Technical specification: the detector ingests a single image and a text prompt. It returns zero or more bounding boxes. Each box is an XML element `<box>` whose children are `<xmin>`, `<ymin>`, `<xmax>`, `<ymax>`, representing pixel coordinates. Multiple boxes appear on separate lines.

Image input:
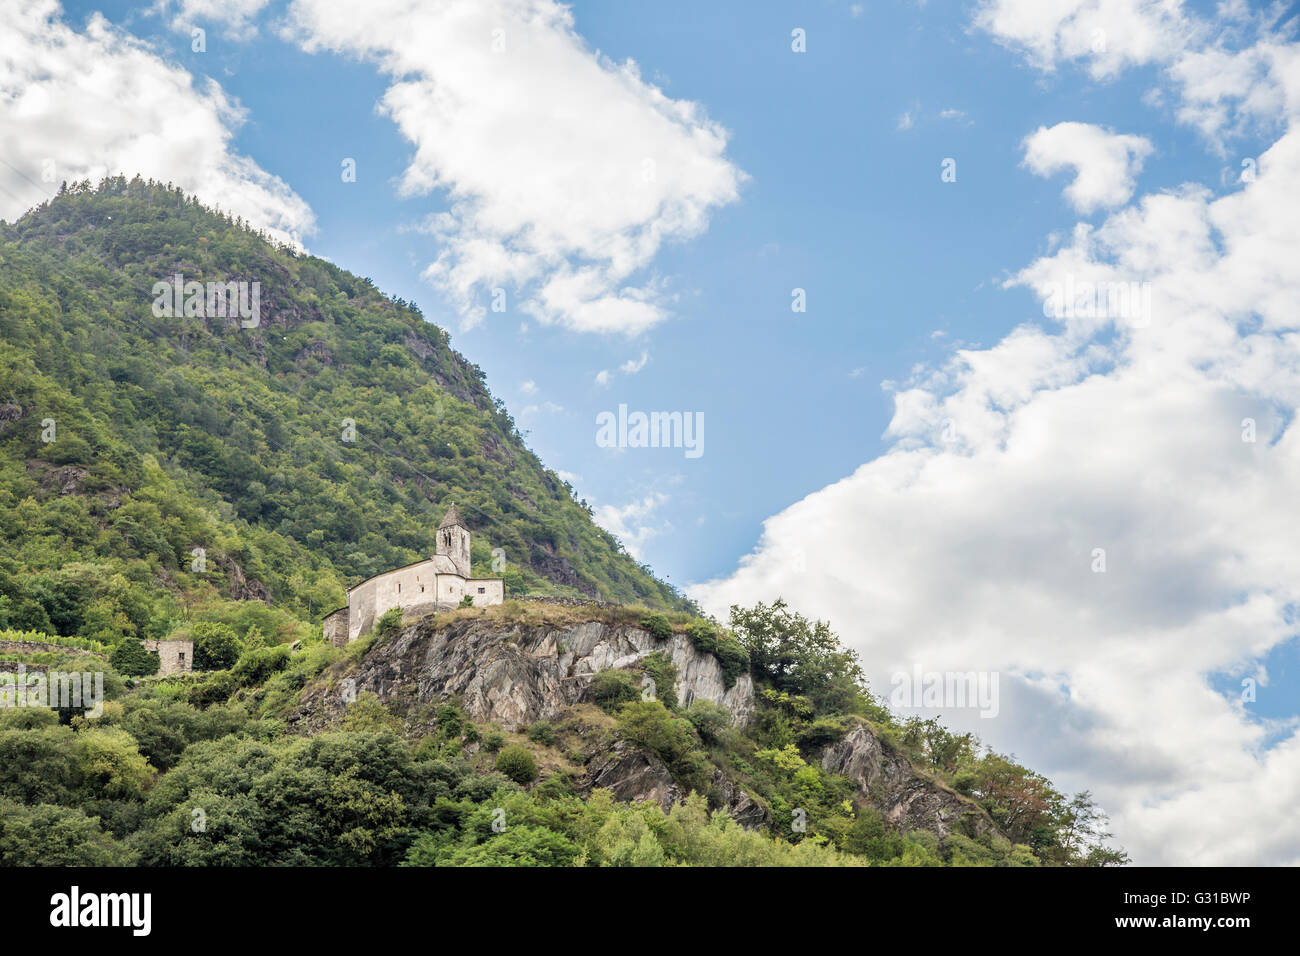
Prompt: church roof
<box><xmin>438</xmin><ymin>503</ymin><xmax>465</xmax><ymax>529</ymax></box>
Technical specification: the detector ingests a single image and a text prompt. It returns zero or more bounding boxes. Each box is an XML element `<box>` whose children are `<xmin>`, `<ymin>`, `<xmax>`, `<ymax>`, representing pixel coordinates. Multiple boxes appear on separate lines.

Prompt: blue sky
<box><xmin>65</xmin><ymin>0</ymin><xmax>1251</xmax><ymax>586</ymax></box>
<box><xmin>10</xmin><ymin>0</ymin><xmax>1300</xmax><ymax>864</ymax></box>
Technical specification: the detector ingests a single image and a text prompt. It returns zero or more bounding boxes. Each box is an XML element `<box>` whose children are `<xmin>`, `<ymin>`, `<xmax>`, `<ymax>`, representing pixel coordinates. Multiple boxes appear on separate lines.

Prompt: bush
<box><xmin>685</xmin><ymin>699</ymin><xmax>731</xmax><ymax>744</ymax></box>
<box><xmin>495</xmin><ymin>745</ymin><xmax>538</xmax><ymax>785</ymax></box>
<box><xmin>590</xmin><ymin>669</ymin><xmax>639</xmax><ymax>711</ymax></box>
<box><xmin>458</xmin><ymin>595</ymin><xmax>474</xmax><ymax>608</ymax></box>
<box><xmin>527</xmin><ymin>721</ymin><xmax>556</xmax><ymax>747</ymax></box>
<box><xmin>375</xmin><ymin>607</ymin><xmax>404</xmax><ymax>641</ymax></box>
<box><xmin>685</xmin><ymin>620</ymin><xmax>750</xmax><ymax>689</ymax></box>
<box><xmin>191</xmin><ymin>622</ymin><xmax>241</xmax><ymax>671</ymax></box>
<box><xmin>640</xmin><ymin>614</ymin><xmax>673</xmax><ymax>641</ymax></box>
<box><xmin>482</xmin><ymin>730</ymin><xmax>505</xmax><ymax>752</ymax></box>
<box><xmin>231</xmin><ymin>644</ymin><xmax>292</xmax><ymax>687</ymax></box>
<box><xmin>640</xmin><ymin>652</ymin><xmax>678</xmax><ymax>710</ymax></box>
<box><xmin>109</xmin><ymin>638</ymin><xmax>160</xmax><ymax>677</ymax></box>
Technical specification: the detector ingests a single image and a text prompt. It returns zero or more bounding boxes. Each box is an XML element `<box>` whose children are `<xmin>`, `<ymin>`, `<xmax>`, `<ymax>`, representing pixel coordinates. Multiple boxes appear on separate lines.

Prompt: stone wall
<box><xmin>322</xmin><ymin>606</ymin><xmax>350</xmax><ymax>648</ymax></box>
<box><xmin>142</xmin><ymin>639</ymin><xmax>193</xmax><ymax>676</ymax></box>
<box><xmin>0</xmin><ymin>640</ymin><xmax>107</xmax><ymax>660</ymax></box>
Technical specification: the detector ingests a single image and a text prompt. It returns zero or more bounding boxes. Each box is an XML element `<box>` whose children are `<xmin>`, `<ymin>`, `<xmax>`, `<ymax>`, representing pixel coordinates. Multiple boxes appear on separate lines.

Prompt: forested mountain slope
<box><xmin>0</xmin><ymin>178</ymin><xmax>686</xmax><ymax>646</ymax></box>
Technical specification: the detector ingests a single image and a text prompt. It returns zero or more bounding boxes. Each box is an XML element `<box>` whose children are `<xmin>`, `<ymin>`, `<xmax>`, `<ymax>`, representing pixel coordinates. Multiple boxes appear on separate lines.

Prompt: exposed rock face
<box><xmin>821</xmin><ymin>723</ymin><xmax>999</xmax><ymax>838</ymax></box>
<box><xmin>583</xmin><ymin>740</ymin><xmax>682</xmax><ymax>809</ymax></box>
<box><xmin>295</xmin><ymin>617</ymin><xmax>754</xmax><ymax>733</ymax></box>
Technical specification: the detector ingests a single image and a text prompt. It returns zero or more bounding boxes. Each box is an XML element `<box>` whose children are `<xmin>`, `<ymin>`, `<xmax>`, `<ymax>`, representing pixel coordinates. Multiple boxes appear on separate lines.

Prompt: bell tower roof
<box><xmin>438</xmin><ymin>503</ymin><xmax>465</xmax><ymax>530</ymax></box>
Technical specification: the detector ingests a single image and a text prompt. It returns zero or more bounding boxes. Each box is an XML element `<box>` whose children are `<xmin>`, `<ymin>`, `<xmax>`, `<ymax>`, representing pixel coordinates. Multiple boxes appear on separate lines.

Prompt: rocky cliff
<box><xmin>288</xmin><ymin>612</ymin><xmax>999</xmax><ymax>843</ymax></box>
<box><xmin>293</xmin><ymin>616</ymin><xmax>754</xmax><ymax>732</ymax></box>
<box><xmin>821</xmin><ymin>724</ymin><xmax>999</xmax><ymax>838</ymax></box>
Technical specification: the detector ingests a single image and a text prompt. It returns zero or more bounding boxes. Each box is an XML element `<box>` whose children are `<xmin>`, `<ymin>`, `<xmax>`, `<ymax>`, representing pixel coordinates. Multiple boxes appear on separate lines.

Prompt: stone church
<box><xmin>321</xmin><ymin>505</ymin><xmax>504</xmax><ymax>646</ymax></box>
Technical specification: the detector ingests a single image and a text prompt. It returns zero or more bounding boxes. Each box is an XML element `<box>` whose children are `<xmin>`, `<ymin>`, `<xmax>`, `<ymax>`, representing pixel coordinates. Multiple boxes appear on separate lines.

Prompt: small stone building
<box><xmin>322</xmin><ymin>505</ymin><xmax>504</xmax><ymax>647</ymax></box>
<box><xmin>142</xmin><ymin>639</ymin><xmax>193</xmax><ymax>676</ymax></box>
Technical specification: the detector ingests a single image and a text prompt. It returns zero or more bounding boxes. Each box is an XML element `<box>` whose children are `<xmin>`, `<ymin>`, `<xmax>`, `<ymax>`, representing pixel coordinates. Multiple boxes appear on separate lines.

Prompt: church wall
<box><xmin>347</xmin><ymin>559</ymin><xmax>439</xmax><ymax>642</ymax></box>
<box><xmin>466</xmin><ymin>579</ymin><xmax>504</xmax><ymax>607</ymax></box>
<box><xmin>436</xmin><ymin>574</ymin><xmax>466</xmax><ymax>606</ymax></box>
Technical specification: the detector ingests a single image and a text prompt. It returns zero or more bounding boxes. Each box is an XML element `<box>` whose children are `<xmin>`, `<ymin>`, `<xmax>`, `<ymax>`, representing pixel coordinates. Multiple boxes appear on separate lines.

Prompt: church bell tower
<box><xmin>436</xmin><ymin>503</ymin><xmax>472</xmax><ymax>577</ymax></box>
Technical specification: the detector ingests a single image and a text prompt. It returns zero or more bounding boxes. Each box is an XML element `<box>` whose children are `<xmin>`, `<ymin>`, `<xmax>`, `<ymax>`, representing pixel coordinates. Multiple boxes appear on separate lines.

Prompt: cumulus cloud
<box><xmin>285</xmin><ymin>0</ymin><xmax>744</xmax><ymax>333</ymax></box>
<box><xmin>594</xmin><ymin>492</ymin><xmax>669</xmax><ymax>560</ymax></box>
<box><xmin>151</xmin><ymin>0</ymin><xmax>273</xmax><ymax>39</ymax></box>
<box><xmin>1022</xmin><ymin>122</ymin><xmax>1153</xmax><ymax>212</ymax></box>
<box><xmin>695</xmin><ymin>8</ymin><xmax>1300</xmax><ymax>864</ymax></box>
<box><xmin>973</xmin><ymin>0</ymin><xmax>1195</xmax><ymax>80</ymax></box>
<box><xmin>0</xmin><ymin>0</ymin><xmax>315</xmax><ymax>247</ymax></box>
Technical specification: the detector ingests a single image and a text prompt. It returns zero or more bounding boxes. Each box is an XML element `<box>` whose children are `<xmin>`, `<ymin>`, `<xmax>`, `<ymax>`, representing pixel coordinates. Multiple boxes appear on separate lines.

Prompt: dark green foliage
<box><xmin>684</xmin><ymin>699</ymin><xmax>731</xmax><ymax>744</ymax></box>
<box><xmin>0</xmin><ymin>178</ymin><xmax>688</xmax><ymax>642</ymax></box>
<box><xmin>730</xmin><ymin>600</ymin><xmax>864</xmax><ymax>713</ymax></box>
<box><xmin>109</xmin><ymin>638</ymin><xmax>160</xmax><ymax>677</ymax></box>
<box><xmin>684</xmin><ymin>619</ymin><xmax>750</xmax><ymax>688</ymax></box>
<box><xmin>589</xmin><ymin>669</ymin><xmax>639</xmax><ymax>711</ymax></box>
<box><xmin>640</xmin><ymin>651</ymin><xmax>678</xmax><ymax>710</ymax></box>
<box><xmin>375</xmin><ymin>607</ymin><xmax>404</xmax><ymax>641</ymax></box>
<box><xmin>0</xmin><ymin>800</ymin><xmax>134</xmax><ymax>865</ymax></box>
<box><xmin>640</xmin><ymin>614</ymin><xmax>673</xmax><ymax>641</ymax></box>
<box><xmin>526</xmin><ymin>721</ymin><xmax>556</xmax><ymax>747</ymax></box>
<box><xmin>191</xmin><ymin>622</ymin><xmax>240</xmax><ymax>671</ymax></box>
<box><xmin>616</xmin><ymin>700</ymin><xmax>711</xmax><ymax>795</ymax></box>
<box><xmin>494</xmin><ymin>745</ymin><xmax>538</xmax><ymax>785</ymax></box>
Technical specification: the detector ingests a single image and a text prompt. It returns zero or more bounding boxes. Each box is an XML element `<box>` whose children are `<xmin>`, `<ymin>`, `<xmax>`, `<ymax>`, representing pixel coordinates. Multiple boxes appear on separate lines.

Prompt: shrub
<box><xmin>685</xmin><ymin>699</ymin><xmax>731</xmax><ymax>744</ymax></box>
<box><xmin>374</xmin><ymin>607</ymin><xmax>404</xmax><ymax>641</ymax></box>
<box><xmin>798</xmin><ymin>716</ymin><xmax>849</xmax><ymax>751</ymax></box>
<box><xmin>482</xmin><ymin>730</ymin><xmax>506</xmax><ymax>752</ymax></box>
<box><xmin>640</xmin><ymin>652</ymin><xmax>678</xmax><ymax>710</ymax></box>
<box><xmin>458</xmin><ymin>595</ymin><xmax>474</xmax><ymax>608</ymax></box>
<box><xmin>495</xmin><ymin>745</ymin><xmax>538</xmax><ymax>785</ymax></box>
<box><xmin>640</xmin><ymin>614</ymin><xmax>673</xmax><ymax>641</ymax></box>
<box><xmin>527</xmin><ymin>721</ymin><xmax>556</xmax><ymax>747</ymax></box>
<box><xmin>191</xmin><ymin>622</ymin><xmax>241</xmax><ymax>671</ymax></box>
<box><xmin>231</xmin><ymin>644</ymin><xmax>291</xmax><ymax>687</ymax></box>
<box><xmin>109</xmin><ymin>638</ymin><xmax>160</xmax><ymax>677</ymax></box>
<box><xmin>590</xmin><ymin>669</ymin><xmax>639</xmax><ymax>710</ymax></box>
<box><xmin>685</xmin><ymin>620</ymin><xmax>749</xmax><ymax>688</ymax></box>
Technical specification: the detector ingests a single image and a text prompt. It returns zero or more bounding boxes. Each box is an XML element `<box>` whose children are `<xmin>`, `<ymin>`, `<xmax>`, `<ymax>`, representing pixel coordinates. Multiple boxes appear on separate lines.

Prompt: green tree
<box><xmin>109</xmin><ymin>638</ymin><xmax>160</xmax><ymax>677</ymax></box>
<box><xmin>495</xmin><ymin>745</ymin><xmax>538</xmax><ymax>785</ymax></box>
<box><xmin>191</xmin><ymin>621</ymin><xmax>241</xmax><ymax>671</ymax></box>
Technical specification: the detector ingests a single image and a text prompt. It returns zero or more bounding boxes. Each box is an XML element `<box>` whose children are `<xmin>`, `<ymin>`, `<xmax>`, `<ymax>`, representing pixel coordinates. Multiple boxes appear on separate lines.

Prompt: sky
<box><xmin>3</xmin><ymin>0</ymin><xmax>1299</xmax><ymax>865</ymax></box>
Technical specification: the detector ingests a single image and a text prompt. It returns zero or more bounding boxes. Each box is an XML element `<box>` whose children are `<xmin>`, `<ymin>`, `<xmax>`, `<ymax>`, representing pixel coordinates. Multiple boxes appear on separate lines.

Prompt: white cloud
<box><xmin>0</xmin><ymin>0</ymin><xmax>315</xmax><ymax>247</ymax></box>
<box><xmin>973</xmin><ymin>0</ymin><xmax>1194</xmax><ymax>80</ymax></box>
<box><xmin>594</xmin><ymin>369</ymin><xmax>612</xmax><ymax>387</ymax></box>
<box><xmin>593</xmin><ymin>492</ymin><xmax>669</xmax><ymax>560</ymax></box>
<box><xmin>695</xmin><ymin>10</ymin><xmax>1300</xmax><ymax>865</ymax></box>
<box><xmin>896</xmin><ymin>110</ymin><xmax>915</xmax><ymax>131</ymax></box>
<box><xmin>520</xmin><ymin>401</ymin><xmax>563</xmax><ymax>416</ymax></box>
<box><xmin>519</xmin><ymin>379</ymin><xmax>538</xmax><ymax>395</ymax></box>
<box><xmin>1022</xmin><ymin>121</ymin><xmax>1153</xmax><ymax>212</ymax></box>
<box><xmin>620</xmin><ymin>351</ymin><xmax>650</xmax><ymax>375</ymax></box>
<box><xmin>152</xmin><ymin>0</ymin><xmax>272</xmax><ymax>39</ymax></box>
<box><xmin>286</xmin><ymin>0</ymin><xmax>744</xmax><ymax>334</ymax></box>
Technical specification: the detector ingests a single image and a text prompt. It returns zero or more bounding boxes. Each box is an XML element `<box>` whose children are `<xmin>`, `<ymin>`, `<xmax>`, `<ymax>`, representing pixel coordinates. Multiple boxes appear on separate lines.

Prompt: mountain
<box><xmin>0</xmin><ymin>177</ymin><xmax>687</xmax><ymax>647</ymax></box>
<box><xmin>0</xmin><ymin>180</ymin><xmax>1124</xmax><ymax>868</ymax></box>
